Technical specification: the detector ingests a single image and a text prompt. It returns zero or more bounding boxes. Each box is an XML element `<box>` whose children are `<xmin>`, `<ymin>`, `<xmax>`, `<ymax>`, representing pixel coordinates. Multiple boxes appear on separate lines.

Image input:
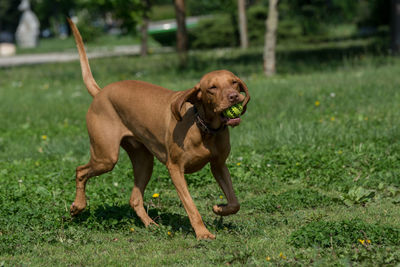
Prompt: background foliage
<box><xmin>0</xmin><ymin>0</ymin><xmax>394</xmax><ymax>46</ymax></box>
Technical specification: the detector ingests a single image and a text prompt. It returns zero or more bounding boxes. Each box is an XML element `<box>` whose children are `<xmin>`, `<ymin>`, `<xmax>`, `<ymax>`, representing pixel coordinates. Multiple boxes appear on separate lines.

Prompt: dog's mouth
<box><xmin>220</xmin><ymin>114</ymin><xmax>241</xmax><ymax>127</ymax></box>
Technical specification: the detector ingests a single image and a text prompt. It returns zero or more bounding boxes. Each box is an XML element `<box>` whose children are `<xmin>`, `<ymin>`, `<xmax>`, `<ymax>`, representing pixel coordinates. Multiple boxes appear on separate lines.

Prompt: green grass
<box><xmin>1</xmin><ymin>39</ymin><xmax>400</xmax><ymax>265</ymax></box>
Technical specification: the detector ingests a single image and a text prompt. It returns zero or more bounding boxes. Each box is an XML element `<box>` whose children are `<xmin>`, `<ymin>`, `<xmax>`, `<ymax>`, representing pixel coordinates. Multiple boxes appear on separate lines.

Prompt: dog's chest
<box><xmin>169</xmin><ymin>124</ymin><xmax>229</xmax><ymax>173</ymax></box>
<box><xmin>185</xmin><ymin>148</ymin><xmax>211</xmax><ymax>173</ymax></box>
<box><xmin>182</xmin><ymin>138</ymin><xmax>214</xmax><ymax>173</ymax></box>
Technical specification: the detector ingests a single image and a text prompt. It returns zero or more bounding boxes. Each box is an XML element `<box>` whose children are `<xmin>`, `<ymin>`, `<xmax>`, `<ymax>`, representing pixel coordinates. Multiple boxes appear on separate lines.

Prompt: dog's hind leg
<box><xmin>122</xmin><ymin>140</ymin><xmax>157</xmax><ymax>226</ymax></box>
<box><xmin>70</xmin><ymin>114</ymin><xmax>122</xmax><ymax>216</ymax></box>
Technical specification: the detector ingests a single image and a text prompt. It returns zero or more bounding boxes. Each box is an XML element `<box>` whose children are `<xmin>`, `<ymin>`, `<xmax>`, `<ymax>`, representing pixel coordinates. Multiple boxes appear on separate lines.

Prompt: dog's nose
<box><xmin>228</xmin><ymin>92</ymin><xmax>239</xmax><ymax>103</ymax></box>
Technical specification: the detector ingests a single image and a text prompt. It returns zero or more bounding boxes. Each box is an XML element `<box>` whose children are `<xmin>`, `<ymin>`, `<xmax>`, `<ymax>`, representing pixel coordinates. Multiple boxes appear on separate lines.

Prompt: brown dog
<box><xmin>67</xmin><ymin>19</ymin><xmax>250</xmax><ymax>240</ymax></box>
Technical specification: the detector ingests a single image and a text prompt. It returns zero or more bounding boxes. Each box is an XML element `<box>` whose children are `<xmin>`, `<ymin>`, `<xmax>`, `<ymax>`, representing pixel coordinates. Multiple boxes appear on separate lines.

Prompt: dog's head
<box><xmin>172</xmin><ymin>70</ymin><xmax>250</xmax><ymax>127</ymax></box>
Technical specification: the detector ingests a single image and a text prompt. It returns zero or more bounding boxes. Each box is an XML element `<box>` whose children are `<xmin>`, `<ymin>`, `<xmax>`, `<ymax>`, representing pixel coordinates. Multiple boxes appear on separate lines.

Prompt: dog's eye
<box><xmin>232</xmin><ymin>80</ymin><xmax>238</xmax><ymax>85</ymax></box>
<box><xmin>207</xmin><ymin>86</ymin><xmax>217</xmax><ymax>94</ymax></box>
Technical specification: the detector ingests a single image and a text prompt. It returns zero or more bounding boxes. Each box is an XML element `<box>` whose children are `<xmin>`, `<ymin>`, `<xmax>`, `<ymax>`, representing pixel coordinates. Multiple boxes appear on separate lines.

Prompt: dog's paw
<box><xmin>212</xmin><ymin>204</ymin><xmax>226</xmax><ymax>215</ymax></box>
<box><xmin>70</xmin><ymin>202</ymin><xmax>85</xmax><ymax>216</ymax></box>
<box><xmin>212</xmin><ymin>203</ymin><xmax>240</xmax><ymax>216</ymax></box>
<box><xmin>196</xmin><ymin>230</ymin><xmax>216</xmax><ymax>240</ymax></box>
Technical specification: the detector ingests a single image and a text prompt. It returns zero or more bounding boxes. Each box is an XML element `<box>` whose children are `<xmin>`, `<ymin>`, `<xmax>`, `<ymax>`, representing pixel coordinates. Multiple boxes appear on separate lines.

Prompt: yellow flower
<box><xmin>41</xmin><ymin>135</ymin><xmax>47</xmax><ymax>140</ymax></box>
<box><xmin>219</xmin><ymin>195</ymin><xmax>224</xmax><ymax>199</ymax></box>
<box><xmin>152</xmin><ymin>193</ymin><xmax>160</xmax><ymax>198</ymax></box>
<box><xmin>279</xmin><ymin>252</ymin><xmax>286</xmax><ymax>259</ymax></box>
<box><xmin>236</xmin><ymin>162</ymin><xmax>241</xmax><ymax>166</ymax></box>
<box><xmin>167</xmin><ymin>231</ymin><xmax>172</xmax><ymax>236</ymax></box>
<box><xmin>266</xmin><ymin>256</ymin><xmax>271</xmax><ymax>261</ymax></box>
<box><xmin>367</xmin><ymin>239</ymin><xmax>371</xmax><ymax>244</ymax></box>
<box><xmin>130</xmin><ymin>227</ymin><xmax>135</xmax><ymax>232</ymax></box>
<box><xmin>315</xmin><ymin>100</ymin><xmax>320</xmax><ymax>107</ymax></box>
<box><xmin>358</xmin><ymin>239</ymin><xmax>365</xmax><ymax>245</ymax></box>
<box><xmin>330</xmin><ymin>116</ymin><xmax>335</xmax><ymax>121</ymax></box>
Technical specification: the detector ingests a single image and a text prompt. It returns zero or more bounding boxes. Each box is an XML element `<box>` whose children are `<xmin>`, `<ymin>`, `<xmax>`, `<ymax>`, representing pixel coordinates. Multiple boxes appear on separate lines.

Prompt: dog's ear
<box><xmin>171</xmin><ymin>84</ymin><xmax>201</xmax><ymax>121</ymax></box>
<box><xmin>238</xmin><ymin>78</ymin><xmax>250</xmax><ymax>115</ymax></box>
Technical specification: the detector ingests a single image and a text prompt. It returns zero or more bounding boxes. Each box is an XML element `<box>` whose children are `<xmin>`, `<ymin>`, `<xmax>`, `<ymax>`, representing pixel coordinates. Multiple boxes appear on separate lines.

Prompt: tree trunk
<box><xmin>140</xmin><ymin>0</ymin><xmax>151</xmax><ymax>57</ymax></box>
<box><xmin>264</xmin><ymin>0</ymin><xmax>279</xmax><ymax>77</ymax></box>
<box><xmin>392</xmin><ymin>0</ymin><xmax>400</xmax><ymax>54</ymax></box>
<box><xmin>238</xmin><ymin>0</ymin><xmax>248</xmax><ymax>49</ymax></box>
<box><xmin>140</xmin><ymin>20</ymin><xmax>149</xmax><ymax>56</ymax></box>
<box><xmin>174</xmin><ymin>0</ymin><xmax>188</xmax><ymax>67</ymax></box>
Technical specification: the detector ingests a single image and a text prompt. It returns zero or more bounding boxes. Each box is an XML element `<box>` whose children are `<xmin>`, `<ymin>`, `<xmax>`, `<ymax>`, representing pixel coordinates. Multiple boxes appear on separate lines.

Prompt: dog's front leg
<box><xmin>210</xmin><ymin>162</ymin><xmax>240</xmax><ymax>216</ymax></box>
<box><xmin>167</xmin><ymin>163</ymin><xmax>216</xmax><ymax>240</ymax></box>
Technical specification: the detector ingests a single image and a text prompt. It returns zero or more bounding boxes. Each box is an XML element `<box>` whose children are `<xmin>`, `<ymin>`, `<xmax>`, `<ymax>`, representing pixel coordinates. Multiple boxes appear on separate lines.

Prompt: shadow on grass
<box><xmin>69</xmin><ymin>203</ymin><xmax>239</xmax><ymax>235</ymax></box>
<box><xmin>212</xmin><ymin>216</ymin><xmax>238</xmax><ymax>231</ymax></box>
<box><xmin>181</xmin><ymin>37</ymin><xmax>390</xmax><ymax>77</ymax></box>
<box><xmin>70</xmin><ymin>204</ymin><xmax>194</xmax><ymax>232</ymax></box>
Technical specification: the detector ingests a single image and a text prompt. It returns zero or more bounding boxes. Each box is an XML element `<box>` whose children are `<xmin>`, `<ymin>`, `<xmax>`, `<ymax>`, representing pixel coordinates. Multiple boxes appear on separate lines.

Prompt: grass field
<box><xmin>1</xmin><ymin>40</ymin><xmax>400</xmax><ymax>265</ymax></box>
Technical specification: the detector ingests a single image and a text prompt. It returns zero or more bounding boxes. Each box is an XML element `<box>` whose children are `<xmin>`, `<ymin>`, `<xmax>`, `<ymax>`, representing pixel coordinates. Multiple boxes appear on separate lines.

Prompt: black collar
<box><xmin>193</xmin><ymin>106</ymin><xmax>226</xmax><ymax>135</ymax></box>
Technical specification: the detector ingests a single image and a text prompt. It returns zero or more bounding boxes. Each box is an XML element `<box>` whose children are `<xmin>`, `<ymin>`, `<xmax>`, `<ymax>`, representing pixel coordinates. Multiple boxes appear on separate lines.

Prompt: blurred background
<box><xmin>0</xmin><ymin>0</ymin><xmax>399</xmax><ymax>71</ymax></box>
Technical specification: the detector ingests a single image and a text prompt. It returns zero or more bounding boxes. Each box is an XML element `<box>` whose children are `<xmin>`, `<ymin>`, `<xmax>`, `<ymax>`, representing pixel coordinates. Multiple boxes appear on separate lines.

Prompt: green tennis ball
<box><xmin>223</xmin><ymin>103</ymin><xmax>243</xmax><ymax>118</ymax></box>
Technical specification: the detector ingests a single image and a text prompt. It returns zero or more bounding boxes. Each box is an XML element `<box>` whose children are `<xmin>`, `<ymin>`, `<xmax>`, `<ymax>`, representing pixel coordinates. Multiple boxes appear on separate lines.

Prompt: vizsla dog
<box><xmin>67</xmin><ymin>19</ymin><xmax>250</xmax><ymax>240</ymax></box>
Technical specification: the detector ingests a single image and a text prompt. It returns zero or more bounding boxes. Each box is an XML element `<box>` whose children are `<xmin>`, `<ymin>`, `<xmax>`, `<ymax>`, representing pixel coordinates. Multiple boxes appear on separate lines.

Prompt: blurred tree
<box><xmin>246</xmin><ymin>5</ymin><xmax>270</xmax><ymax>45</ymax></box>
<box><xmin>140</xmin><ymin>0</ymin><xmax>151</xmax><ymax>56</ymax></box>
<box><xmin>357</xmin><ymin>0</ymin><xmax>390</xmax><ymax>28</ymax></box>
<box><xmin>174</xmin><ymin>0</ymin><xmax>187</xmax><ymax>67</ymax></box>
<box><xmin>153</xmin><ymin>0</ymin><xmax>170</xmax><ymax>4</ymax></box>
<box><xmin>187</xmin><ymin>0</ymin><xmax>240</xmax><ymax>47</ymax></box>
<box><xmin>238</xmin><ymin>0</ymin><xmax>248</xmax><ymax>48</ymax></box>
<box><xmin>187</xmin><ymin>0</ymin><xmax>236</xmax><ymax>16</ymax></box>
<box><xmin>32</xmin><ymin>0</ymin><xmax>77</xmax><ymax>34</ymax></box>
<box><xmin>77</xmin><ymin>0</ymin><xmax>144</xmax><ymax>34</ymax></box>
<box><xmin>75</xmin><ymin>9</ymin><xmax>103</xmax><ymax>42</ymax></box>
<box><xmin>280</xmin><ymin>0</ymin><xmax>356</xmax><ymax>35</ymax></box>
<box><xmin>392</xmin><ymin>0</ymin><xmax>400</xmax><ymax>54</ymax></box>
<box><xmin>191</xmin><ymin>15</ymin><xmax>237</xmax><ymax>49</ymax></box>
<box><xmin>0</xmin><ymin>0</ymin><xmax>20</xmax><ymax>35</ymax></box>
<box><xmin>282</xmin><ymin>0</ymin><xmax>390</xmax><ymax>36</ymax></box>
<box><xmin>264</xmin><ymin>0</ymin><xmax>278</xmax><ymax>77</ymax></box>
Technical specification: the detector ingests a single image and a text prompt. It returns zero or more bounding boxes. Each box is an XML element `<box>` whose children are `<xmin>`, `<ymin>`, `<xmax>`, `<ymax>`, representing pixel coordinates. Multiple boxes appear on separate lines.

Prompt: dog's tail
<box><xmin>67</xmin><ymin>18</ymin><xmax>101</xmax><ymax>97</ymax></box>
